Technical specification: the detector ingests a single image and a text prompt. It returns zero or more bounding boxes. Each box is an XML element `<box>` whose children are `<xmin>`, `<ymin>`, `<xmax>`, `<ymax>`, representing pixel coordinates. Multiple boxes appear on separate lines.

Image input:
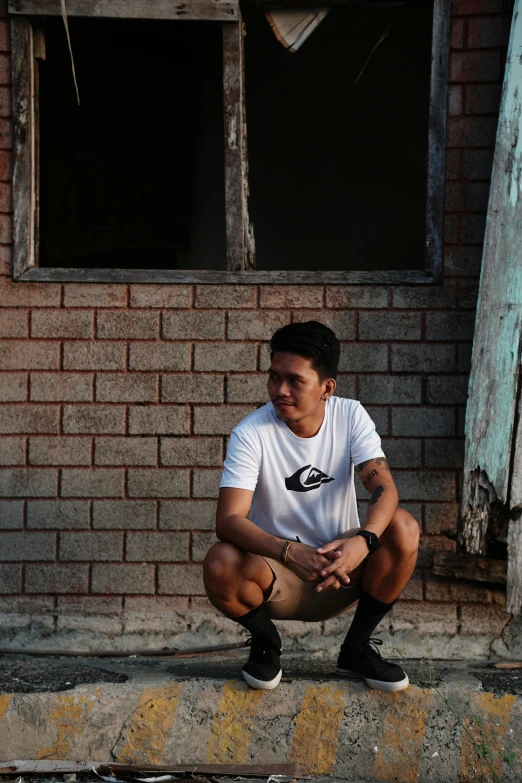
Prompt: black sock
<box><xmin>342</xmin><ymin>589</ymin><xmax>395</xmax><ymax>649</ymax></box>
<box><xmin>234</xmin><ymin>604</ymin><xmax>281</xmax><ymax>650</ymax></box>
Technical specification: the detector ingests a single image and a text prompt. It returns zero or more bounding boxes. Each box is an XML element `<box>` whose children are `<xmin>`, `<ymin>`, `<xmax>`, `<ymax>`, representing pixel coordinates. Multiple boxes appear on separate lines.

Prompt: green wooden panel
<box><xmin>460</xmin><ymin>1</ymin><xmax>522</xmax><ymax>556</ymax></box>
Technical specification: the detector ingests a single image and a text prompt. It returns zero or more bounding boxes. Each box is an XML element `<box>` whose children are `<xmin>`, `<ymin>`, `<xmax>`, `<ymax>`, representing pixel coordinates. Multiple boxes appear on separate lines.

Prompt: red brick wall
<box><xmin>0</xmin><ymin>0</ymin><xmax>514</xmax><ymax>650</ymax></box>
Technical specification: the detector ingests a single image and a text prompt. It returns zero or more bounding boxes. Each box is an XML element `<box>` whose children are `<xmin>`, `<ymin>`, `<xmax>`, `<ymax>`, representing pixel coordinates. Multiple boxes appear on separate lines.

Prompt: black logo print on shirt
<box><xmin>285</xmin><ymin>465</ymin><xmax>335</xmax><ymax>493</ymax></box>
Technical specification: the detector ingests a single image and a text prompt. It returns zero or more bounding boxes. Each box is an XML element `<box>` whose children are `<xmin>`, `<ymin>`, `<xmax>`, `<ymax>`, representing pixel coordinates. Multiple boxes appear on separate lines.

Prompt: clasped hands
<box><xmin>285</xmin><ymin>534</ymin><xmax>369</xmax><ymax>592</ymax></box>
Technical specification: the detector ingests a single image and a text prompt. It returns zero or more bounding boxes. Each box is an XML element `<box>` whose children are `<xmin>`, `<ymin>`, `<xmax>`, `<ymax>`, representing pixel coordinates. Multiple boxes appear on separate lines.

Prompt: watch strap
<box><xmin>355</xmin><ymin>529</ymin><xmax>379</xmax><ymax>554</ymax></box>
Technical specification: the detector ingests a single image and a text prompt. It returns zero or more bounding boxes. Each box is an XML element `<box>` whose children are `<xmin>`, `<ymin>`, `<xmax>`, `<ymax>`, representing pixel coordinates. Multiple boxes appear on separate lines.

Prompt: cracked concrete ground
<box><xmin>0</xmin><ymin>651</ymin><xmax>521</xmax><ymax>783</ymax></box>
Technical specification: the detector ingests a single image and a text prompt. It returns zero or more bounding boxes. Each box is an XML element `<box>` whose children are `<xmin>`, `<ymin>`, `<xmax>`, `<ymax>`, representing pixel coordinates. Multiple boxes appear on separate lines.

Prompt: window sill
<box><xmin>15</xmin><ymin>268</ymin><xmax>441</xmax><ymax>285</ymax></box>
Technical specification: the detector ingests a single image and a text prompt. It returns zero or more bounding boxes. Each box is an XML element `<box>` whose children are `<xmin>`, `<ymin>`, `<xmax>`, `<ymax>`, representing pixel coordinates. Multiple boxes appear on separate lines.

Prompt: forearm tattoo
<box><xmin>369</xmin><ymin>485</ymin><xmax>384</xmax><ymax>505</ymax></box>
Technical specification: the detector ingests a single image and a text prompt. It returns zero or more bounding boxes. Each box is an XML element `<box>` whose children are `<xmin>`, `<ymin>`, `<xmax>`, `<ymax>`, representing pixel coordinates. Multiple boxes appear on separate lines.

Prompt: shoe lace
<box><xmin>368</xmin><ymin>638</ymin><xmax>383</xmax><ymax>653</ymax></box>
<box><xmin>364</xmin><ymin>638</ymin><xmax>401</xmax><ymax>673</ymax></box>
<box><xmin>352</xmin><ymin>637</ymin><xmax>386</xmax><ymax>665</ymax></box>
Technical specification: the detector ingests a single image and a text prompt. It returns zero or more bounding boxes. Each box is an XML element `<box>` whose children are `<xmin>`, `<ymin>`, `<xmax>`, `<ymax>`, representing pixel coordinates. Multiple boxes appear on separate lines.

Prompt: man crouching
<box><xmin>203</xmin><ymin>320</ymin><xmax>419</xmax><ymax>691</ymax></box>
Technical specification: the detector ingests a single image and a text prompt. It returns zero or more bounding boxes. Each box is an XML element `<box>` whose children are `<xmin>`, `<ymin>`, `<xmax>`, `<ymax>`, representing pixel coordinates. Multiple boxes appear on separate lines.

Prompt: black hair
<box><xmin>269</xmin><ymin>321</ymin><xmax>340</xmax><ymax>381</ymax></box>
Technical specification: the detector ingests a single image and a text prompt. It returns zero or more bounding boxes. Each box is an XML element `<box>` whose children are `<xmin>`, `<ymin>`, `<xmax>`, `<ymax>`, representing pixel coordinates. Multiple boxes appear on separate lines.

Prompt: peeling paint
<box><xmin>226</xmin><ymin>109</ymin><xmax>238</xmax><ymax>150</ymax></box>
<box><xmin>0</xmin><ymin>694</ymin><xmax>11</xmax><ymax>724</ymax></box>
<box><xmin>374</xmin><ymin>687</ymin><xmax>433</xmax><ymax>783</ymax></box>
<box><xmin>460</xmin><ymin>467</ymin><xmax>508</xmax><ymax>555</ymax></box>
<box><xmin>34</xmin><ymin>686</ymin><xmax>103</xmax><ymax>760</ymax></box>
<box><xmin>288</xmin><ymin>683</ymin><xmax>347</xmax><ymax>775</ymax></box>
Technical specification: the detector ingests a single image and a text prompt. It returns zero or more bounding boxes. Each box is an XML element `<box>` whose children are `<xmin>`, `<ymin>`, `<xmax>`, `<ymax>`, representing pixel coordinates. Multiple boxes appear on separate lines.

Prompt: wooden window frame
<box><xmin>9</xmin><ymin>0</ymin><xmax>450</xmax><ymax>285</ymax></box>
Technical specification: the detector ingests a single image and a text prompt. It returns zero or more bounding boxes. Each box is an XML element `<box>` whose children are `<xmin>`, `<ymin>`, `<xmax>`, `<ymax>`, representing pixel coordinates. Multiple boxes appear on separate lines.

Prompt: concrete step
<box><xmin>0</xmin><ymin>652</ymin><xmax>521</xmax><ymax>783</ymax></box>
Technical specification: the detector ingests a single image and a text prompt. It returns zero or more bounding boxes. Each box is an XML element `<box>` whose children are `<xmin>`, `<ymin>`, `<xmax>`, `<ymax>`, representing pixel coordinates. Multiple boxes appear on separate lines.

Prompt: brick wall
<box><xmin>0</xmin><ymin>0</ymin><xmax>516</xmax><ymax>656</ymax></box>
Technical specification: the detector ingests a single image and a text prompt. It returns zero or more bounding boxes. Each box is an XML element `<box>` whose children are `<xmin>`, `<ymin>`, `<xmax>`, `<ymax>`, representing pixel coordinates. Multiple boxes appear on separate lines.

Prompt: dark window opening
<box><xmin>39</xmin><ymin>17</ymin><xmax>226</xmax><ymax>270</ymax></box>
<box><xmin>244</xmin><ymin>4</ymin><xmax>433</xmax><ymax>272</ymax></box>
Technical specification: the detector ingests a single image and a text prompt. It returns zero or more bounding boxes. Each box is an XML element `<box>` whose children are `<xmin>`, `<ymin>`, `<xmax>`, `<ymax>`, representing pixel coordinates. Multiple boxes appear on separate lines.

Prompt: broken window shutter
<box><xmin>459</xmin><ymin>0</ymin><xmax>522</xmax><ymax>612</ymax></box>
<box><xmin>223</xmin><ymin>18</ymin><xmax>255</xmax><ymax>271</ymax></box>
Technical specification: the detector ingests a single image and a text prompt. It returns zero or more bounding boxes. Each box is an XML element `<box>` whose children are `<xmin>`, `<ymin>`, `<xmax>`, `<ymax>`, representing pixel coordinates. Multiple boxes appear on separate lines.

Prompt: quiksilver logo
<box><xmin>285</xmin><ymin>465</ymin><xmax>335</xmax><ymax>493</ymax></box>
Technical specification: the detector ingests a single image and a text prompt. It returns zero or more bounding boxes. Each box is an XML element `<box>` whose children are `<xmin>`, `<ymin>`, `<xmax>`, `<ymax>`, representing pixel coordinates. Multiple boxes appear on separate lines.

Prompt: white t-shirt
<box><xmin>219</xmin><ymin>396</ymin><xmax>385</xmax><ymax>548</ymax></box>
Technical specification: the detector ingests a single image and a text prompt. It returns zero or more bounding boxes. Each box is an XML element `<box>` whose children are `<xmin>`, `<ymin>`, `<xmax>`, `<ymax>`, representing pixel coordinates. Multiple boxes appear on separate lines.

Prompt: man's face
<box><xmin>267</xmin><ymin>352</ymin><xmax>331</xmax><ymax>425</ymax></box>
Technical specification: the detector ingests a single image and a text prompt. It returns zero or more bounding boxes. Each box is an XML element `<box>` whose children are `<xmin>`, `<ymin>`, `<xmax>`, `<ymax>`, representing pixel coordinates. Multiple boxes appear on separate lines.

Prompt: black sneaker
<box><xmin>242</xmin><ymin>636</ymin><xmax>282</xmax><ymax>690</ymax></box>
<box><xmin>337</xmin><ymin>638</ymin><xmax>409</xmax><ymax>692</ymax></box>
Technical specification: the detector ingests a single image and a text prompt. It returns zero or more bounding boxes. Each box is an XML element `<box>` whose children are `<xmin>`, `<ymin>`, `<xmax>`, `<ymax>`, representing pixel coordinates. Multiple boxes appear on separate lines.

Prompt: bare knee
<box><xmin>203</xmin><ymin>541</ymin><xmax>245</xmax><ymax>595</ymax></box>
<box><xmin>383</xmin><ymin>508</ymin><xmax>420</xmax><ymax>557</ymax></box>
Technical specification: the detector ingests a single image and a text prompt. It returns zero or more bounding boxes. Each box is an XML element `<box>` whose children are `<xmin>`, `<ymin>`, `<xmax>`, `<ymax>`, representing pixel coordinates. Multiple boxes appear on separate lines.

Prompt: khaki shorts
<box><xmin>261</xmin><ymin>555</ymin><xmax>360</xmax><ymax>622</ymax></box>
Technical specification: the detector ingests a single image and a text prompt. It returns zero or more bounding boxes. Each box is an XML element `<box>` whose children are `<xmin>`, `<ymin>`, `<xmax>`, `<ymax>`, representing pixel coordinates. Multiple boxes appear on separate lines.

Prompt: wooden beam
<box><xmin>100</xmin><ymin>764</ymin><xmax>303</xmax><ymax>777</ymax></box>
<box><xmin>0</xmin><ymin>762</ymin><xmax>304</xmax><ymax>777</ymax></box>
<box><xmin>507</xmin><ymin>385</ymin><xmax>522</xmax><ymax>613</ymax></box>
<box><xmin>507</xmin><ymin>515</ymin><xmax>522</xmax><ymax>613</ymax></box>
<box><xmin>256</xmin><ymin>0</ymin><xmax>432</xmax><ymax>7</ymax></box>
<box><xmin>11</xmin><ymin>17</ymin><xmax>36</xmax><ymax>278</ymax></box>
<box><xmin>489</xmin><ymin>661</ymin><xmax>522</xmax><ymax>669</ymax></box>
<box><xmin>459</xmin><ymin>1</ymin><xmax>522</xmax><ymax>558</ymax></box>
<box><xmin>0</xmin><ymin>640</ymin><xmax>249</xmax><ymax>657</ymax></box>
<box><xmin>223</xmin><ymin>19</ymin><xmax>255</xmax><ymax>272</ymax></box>
<box><xmin>424</xmin><ymin>0</ymin><xmax>450</xmax><ymax>281</ymax></box>
<box><xmin>432</xmin><ymin>552</ymin><xmax>507</xmax><ymax>586</ymax></box>
<box><xmin>17</xmin><ymin>267</ymin><xmax>439</xmax><ymax>284</ymax></box>
<box><xmin>8</xmin><ymin>0</ymin><xmax>238</xmax><ymax>21</ymax></box>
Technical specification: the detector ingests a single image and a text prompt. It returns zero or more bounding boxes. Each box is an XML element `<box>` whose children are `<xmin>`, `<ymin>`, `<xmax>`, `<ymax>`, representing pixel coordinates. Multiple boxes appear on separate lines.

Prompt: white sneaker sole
<box><xmin>242</xmin><ymin>668</ymin><xmax>283</xmax><ymax>690</ymax></box>
<box><xmin>337</xmin><ymin>668</ymin><xmax>409</xmax><ymax>693</ymax></box>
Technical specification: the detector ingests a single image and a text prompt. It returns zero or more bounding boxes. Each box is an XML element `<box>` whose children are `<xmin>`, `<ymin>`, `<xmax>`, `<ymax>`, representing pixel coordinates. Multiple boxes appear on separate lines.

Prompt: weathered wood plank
<box><xmin>489</xmin><ymin>661</ymin><xmax>522</xmax><ymax>669</ymax></box>
<box><xmin>0</xmin><ymin>640</ymin><xmax>248</xmax><ymax>657</ymax></box>
<box><xmin>459</xmin><ymin>1</ymin><xmax>522</xmax><ymax>558</ymax></box>
<box><xmin>0</xmin><ymin>762</ymin><xmax>303</xmax><ymax>777</ymax></box>
<box><xmin>8</xmin><ymin>0</ymin><xmax>238</xmax><ymax>20</ymax></box>
<box><xmin>256</xmin><ymin>0</ymin><xmax>431</xmax><ymax>6</ymax></box>
<box><xmin>432</xmin><ymin>551</ymin><xmax>507</xmax><ymax>586</ymax></box>
<box><xmin>100</xmin><ymin>764</ymin><xmax>303</xmax><ymax>777</ymax></box>
<box><xmin>223</xmin><ymin>19</ymin><xmax>255</xmax><ymax>271</ymax></box>
<box><xmin>424</xmin><ymin>0</ymin><xmax>450</xmax><ymax>282</ymax></box>
<box><xmin>33</xmin><ymin>24</ymin><xmax>41</xmax><ymax>268</ymax></box>
<box><xmin>507</xmin><ymin>517</ymin><xmax>522</xmax><ymax>613</ymax></box>
<box><xmin>509</xmin><ymin>378</ymin><xmax>522</xmax><ymax>513</ymax></box>
<box><xmin>11</xmin><ymin>17</ymin><xmax>36</xmax><ymax>278</ymax></box>
<box><xmin>507</xmin><ymin>382</ymin><xmax>522</xmax><ymax>613</ymax></box>
<box><xmin>18</xmin><ymin>267</ymin><xmax>439</xmax><ymax>284</ymax></box>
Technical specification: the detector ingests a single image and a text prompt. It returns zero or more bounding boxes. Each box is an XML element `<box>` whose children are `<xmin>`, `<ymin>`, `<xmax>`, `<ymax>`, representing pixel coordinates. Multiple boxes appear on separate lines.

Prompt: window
<box><xmin>39</xmin><ymin>18</ymin><xmax>226</xmax><ymax>271</ymax></box>
<box><xmin>10</xmin><ymin>0</ymin><xmax>450</xmax><ymax>284</ymax></box>
<box><xmin>245</xmin><ymin>4</ymin><xmax>432</xmax><ymax>273</ymax></box>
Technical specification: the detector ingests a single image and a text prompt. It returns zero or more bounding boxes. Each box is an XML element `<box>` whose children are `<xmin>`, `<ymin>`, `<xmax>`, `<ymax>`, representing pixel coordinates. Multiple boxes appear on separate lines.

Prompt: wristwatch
<box><xmin>355</xmin><ymin>529</ymin><xmax>379</xmax><ymax>554</ymax></box>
